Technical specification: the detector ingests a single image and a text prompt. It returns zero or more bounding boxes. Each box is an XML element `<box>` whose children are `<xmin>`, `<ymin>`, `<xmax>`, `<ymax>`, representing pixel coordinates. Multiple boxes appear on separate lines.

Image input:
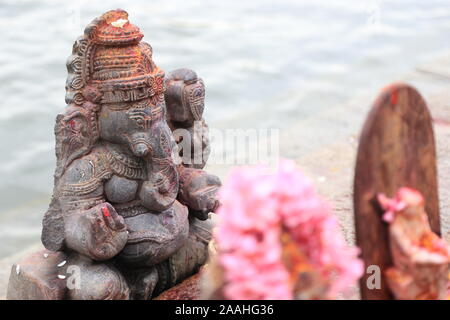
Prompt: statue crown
<box><xmin>66</xmin><ymin>9</ymin><xmax>165</xmax><ymax>107</ymax></box>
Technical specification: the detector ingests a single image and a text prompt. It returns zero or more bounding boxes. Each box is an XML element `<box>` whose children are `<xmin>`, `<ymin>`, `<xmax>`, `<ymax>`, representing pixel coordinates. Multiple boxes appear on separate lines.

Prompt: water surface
<box><xmin>0</xmin><ymin>0</ymin><xmax>450</xmax><ymax>257</ymax></box>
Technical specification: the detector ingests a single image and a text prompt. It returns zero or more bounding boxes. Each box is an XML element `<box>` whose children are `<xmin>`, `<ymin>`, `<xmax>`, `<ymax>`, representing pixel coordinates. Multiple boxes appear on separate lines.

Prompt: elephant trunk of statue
<box><xmin>126</xmin><ymin>132</ymin><xmax>153</xmax><ymax>158</ymax></box>
<box><xmin>135</xmin><ymin>130</ymin><xmax>180</xmax><ymax>212</ymax></box>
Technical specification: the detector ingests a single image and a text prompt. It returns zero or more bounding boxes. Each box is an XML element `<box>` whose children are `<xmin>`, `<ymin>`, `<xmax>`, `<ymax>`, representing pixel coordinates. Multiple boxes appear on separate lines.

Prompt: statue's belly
<box><xmin>105</xmin><ymin>175</ymin><xmax>139</xmax><ymax>204</ymax></box>
<box><xmin>116</xmin><ymin>200</ymin><xmax>189</xmax><ymax>267</ymax></box>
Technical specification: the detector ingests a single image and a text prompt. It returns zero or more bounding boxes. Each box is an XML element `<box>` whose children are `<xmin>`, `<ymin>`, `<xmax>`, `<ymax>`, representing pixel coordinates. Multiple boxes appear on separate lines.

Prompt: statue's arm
<box><xmin>177</xmin><ymin>165</ymin><xmax>221</xmax><ymax>220</ymax></box>
<box><xmin>58</xmin><ymin>159</ymin><xmax>128</xmax><ymax>261</ymax></box>
<box><xmin>165</xmin><ymin>68</ymin><xmax>210</xmax><ymax>169</ymax></box>
<box><xmin>164</xmin><ymin>69</ymin><xmax>220</xmax><ymax>218</ymax></box>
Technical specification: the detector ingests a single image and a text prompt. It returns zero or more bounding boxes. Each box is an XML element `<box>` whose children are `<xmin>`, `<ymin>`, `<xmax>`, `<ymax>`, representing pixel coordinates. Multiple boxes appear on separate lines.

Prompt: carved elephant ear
<box><xmin>184</xmin><ymin>78</ymin><xmax>205</xmax><ymax>121</ymax></box>
<box><xmin>164</xmin><ymin>68</ymin><xmax>205</xmax><ymax>123</ymax></box>
<box><xmin>43</xmin><ymin>103</ymin><xmax>99</xmax><ymax>252</ymax></box>
<box><xmin>42</xmin><ymin>196</ymin><xmax>64</xmax><ymax>251</ymax></box>
<box><xmin>54</xmin><ymin>103</ymin><xmax>99</xmax><ymax>179</ymax></box>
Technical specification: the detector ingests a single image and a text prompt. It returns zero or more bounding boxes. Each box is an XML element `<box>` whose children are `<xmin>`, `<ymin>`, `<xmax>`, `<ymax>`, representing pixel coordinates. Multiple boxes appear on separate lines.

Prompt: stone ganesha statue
<box><xmin>7</xmin><ymin>9</ymin><xmax>221</xmax><ymax>300</ymax></box>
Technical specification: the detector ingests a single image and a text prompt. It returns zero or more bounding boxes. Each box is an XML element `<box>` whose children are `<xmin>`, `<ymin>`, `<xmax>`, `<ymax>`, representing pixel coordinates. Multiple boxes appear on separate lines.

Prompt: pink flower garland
<box><xmin>215</xmin><ymin>160</ymin><xmax>363</xmax><ymax>299</ymax></box>
<box><xmin>377</xmin><ymin>187</ymin><xmax>423</xmax><ymax>223</ymax></box>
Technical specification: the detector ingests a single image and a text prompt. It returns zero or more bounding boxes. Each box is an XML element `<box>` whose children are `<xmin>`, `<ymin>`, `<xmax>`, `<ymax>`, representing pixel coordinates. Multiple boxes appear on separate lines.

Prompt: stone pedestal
<box><xmin>7</xmin><ymin>249</ymin><xmax>66</xmax><ymax>300</ymax></box>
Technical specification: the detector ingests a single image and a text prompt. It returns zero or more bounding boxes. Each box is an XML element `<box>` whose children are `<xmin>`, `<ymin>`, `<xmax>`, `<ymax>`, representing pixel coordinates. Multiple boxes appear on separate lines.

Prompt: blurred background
<box><xmin>0</xmin><ymin>0</ymin><xmax>450</xmax><ymax>258</ymax></box>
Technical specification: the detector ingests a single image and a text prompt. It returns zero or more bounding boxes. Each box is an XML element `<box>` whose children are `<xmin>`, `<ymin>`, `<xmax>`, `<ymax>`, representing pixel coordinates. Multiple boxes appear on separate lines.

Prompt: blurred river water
<box><xmin>0</xmin><ymin>0</ymin><xmax>450</xmax><ymax>257</ymax></box>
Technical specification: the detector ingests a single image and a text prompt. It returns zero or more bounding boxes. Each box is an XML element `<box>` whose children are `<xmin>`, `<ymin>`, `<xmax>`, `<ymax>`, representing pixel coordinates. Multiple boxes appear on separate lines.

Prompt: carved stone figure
<box><xmin>165</xmin><ymin>68</ymin><xmax>211</xmax><ymax>170</ymax></box>
<box><xmin>378</xmin><ymin>188</ymin><xmax>450</xmax><ymax>300</ymax></box>
<box><xmin>7</xmin><ymin>9</ymin><xmax>221</xmax><ymax>300</ymax></box>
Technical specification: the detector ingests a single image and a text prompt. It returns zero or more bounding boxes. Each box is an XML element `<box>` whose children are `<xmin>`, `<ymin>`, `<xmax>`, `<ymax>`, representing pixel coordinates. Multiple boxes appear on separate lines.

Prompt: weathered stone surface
<box><xmin>178</xmin><ymin>167</ymin><xmax>221</xmax><ymax>220</ymax></box>
<box><xmin>150</xmin><ymin>217</ymin><xmax>213</xmax><ymax>297</ymax></box>
<box><xmin>165</xmin><ymin>68</ymin><xmax>210</xmax><ymax>169</ymax></box>
<box><xmin>7</xmin><ymin>249</ymin><xmax>66</xmax><ymax>300</ymax></box>
<box><xmin>65</xmin><ymin>254</ymin><xmax>130</xmax><ymax>300</ymax></box>
<box><xmin>168</xmin><ymin>217</ymin><xmax>213</xmax><ymax>282</ymax></box>
<box><xmin>118</xmin><ymin>201</ymin><xmax>189</xmax><ymax>266</ymax></box>
<box><xmin>124</xmin><ymin>267</ymin><xmax>159</xmax><ymax>300</ymax></box>
<box><xmin>154</xmin><ymin>271</ymin><xmax>202</xmax><ymax>300</ymax></box>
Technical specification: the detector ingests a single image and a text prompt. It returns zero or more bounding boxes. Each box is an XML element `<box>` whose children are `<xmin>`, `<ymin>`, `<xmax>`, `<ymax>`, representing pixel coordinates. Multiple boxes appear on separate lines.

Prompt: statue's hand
<box><xmin>65</xmin><ymin>203</ymin><xmax>128</xmax><ymax>261</ymax></box>
<box><xmin>190</xmin><ymin>199</ymin><xmax>220</xmax><ymax>220</ymax></box>
<box><xmin>178</xmin><ymin>167</ymin><xmax>221</xmax><ymax>220</ymax></box>
<box><xmin>88</xmin><ymin>203</ymin><xmax>128</xmax><ymax>260</ymax></box>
